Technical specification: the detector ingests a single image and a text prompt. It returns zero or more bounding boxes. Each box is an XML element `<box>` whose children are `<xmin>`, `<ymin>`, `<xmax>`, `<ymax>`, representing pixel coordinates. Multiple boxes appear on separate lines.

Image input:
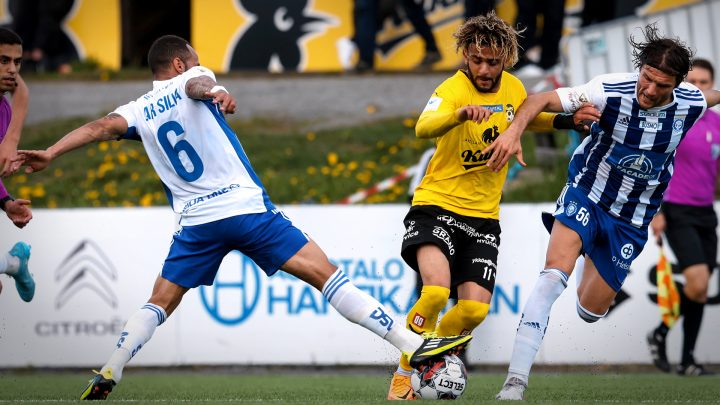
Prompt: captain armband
<box><xmin>210</xmin><ymin>85</ymin><xmax>228</xmax><ymax>94</ymax></box>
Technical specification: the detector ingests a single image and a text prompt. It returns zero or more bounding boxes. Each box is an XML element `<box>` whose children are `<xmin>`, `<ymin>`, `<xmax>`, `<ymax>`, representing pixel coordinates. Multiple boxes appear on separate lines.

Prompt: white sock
<box><xmin>507</xmin><ymin>268</ymin><xmax>568</xmax><ymax>383</ymax></box>
<box><xmin>322</xmin><ymin>269</ymin><xmax>422</xmax><ymax>353</ymax></box>
<box><xmin>101</xmin><ymin>303</ymin><xmax>167</xmax><ymax>383</ymax></box>
<box><xmin>0</xmin><ymin>253</ymin><xmax>19</xmax><ymax>275</ymax></box>
<box><xmin>574</xmin><ymin>255</ymin><xmax>585</xmax><ymax>288</ymax></box>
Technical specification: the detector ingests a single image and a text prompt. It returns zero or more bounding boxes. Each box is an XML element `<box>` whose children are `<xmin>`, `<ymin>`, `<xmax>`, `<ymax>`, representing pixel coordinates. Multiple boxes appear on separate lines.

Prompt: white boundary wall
<box><xmin>1</xmin><ymin>204</ymin><xmax>718</xmax><ymax>367</ymax></box>
<box><xmin>565</xmin><ymin>0</ymin><xmax>720</xmax><ymax>87</ymax></box>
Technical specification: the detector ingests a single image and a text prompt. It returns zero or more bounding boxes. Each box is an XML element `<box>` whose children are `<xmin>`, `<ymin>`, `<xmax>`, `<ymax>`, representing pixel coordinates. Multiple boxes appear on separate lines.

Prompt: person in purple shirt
<box><xmin>648</xmin><ymin>58</ymin><xmax>720</xmax><ymax>376</ymax></box>
<box><xmin>0</xmin><ymin>27</ymin><xmax>34</xmax><ymax>302</ymax></box>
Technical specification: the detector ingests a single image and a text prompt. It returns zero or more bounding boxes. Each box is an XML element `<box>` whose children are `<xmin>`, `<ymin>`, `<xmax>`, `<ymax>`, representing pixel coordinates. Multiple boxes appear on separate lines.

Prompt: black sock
<box><xmin>681</xmin><ymin>298</ymin><xmax>705</xmax><ymax>366</ymax></box>
<box><xmin>654</xmin><ymin>322</ymin><xmax>670</xmax><ymax>339</ymax></box>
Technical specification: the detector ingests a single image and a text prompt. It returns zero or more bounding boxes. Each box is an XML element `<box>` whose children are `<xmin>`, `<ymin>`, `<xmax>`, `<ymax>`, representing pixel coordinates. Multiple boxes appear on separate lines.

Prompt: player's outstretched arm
<box><xmin>18</xmin><ymin>112</ymin><xmax>128</xmax><ymax>174</ymax></box>
<box><xmin>185</xmin><ymin>76</ymin><xmax>236</xmax><ymax>114</ymax></box>
<box><xmin>0</xmin><ymin>73</ymin><xmax>29</xmax><ymax>177</ymax></box>
<box><xmin>483</xmin><ymin>91</ymin><xmax>565</xmax><ymax>172</ymax></box>
<box><xmin>703</xmin><ymin>89</ymin><xmax>720</xmax><ymax>108</ymax></box>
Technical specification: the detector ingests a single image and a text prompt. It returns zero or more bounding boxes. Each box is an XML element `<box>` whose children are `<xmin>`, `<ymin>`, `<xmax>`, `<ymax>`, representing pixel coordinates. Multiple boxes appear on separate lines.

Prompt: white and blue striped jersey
<box><xmin>114</xmin><ymin>66</ymin><xmax>274</xmax><ymax>226</ymax></box>
<box><xmin>556</xmin><ymin>72</ymin><xmax>707</xmax><ymax>227</ymax></box>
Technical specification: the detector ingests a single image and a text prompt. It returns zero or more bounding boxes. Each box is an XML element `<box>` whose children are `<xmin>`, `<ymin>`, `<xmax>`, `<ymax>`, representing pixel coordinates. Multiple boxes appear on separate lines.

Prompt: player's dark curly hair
<box><xmin>0</xmin><ymin>28</ymin><xmax>22</xmax><ymax>46</ymax></box>
<box><xmin>148</xmin><ymin>35</ymin><xmax>193</xmax><ymax>75</ymax></box>
<box><xmin>453</xmin><ymin>12</ymin><xmax>520</xmax><ymax>68</ymax></box>
<box><xmin>630</xmin><ymin>23</ymin><xmax>694</xmax><ymax>85</ymax></box>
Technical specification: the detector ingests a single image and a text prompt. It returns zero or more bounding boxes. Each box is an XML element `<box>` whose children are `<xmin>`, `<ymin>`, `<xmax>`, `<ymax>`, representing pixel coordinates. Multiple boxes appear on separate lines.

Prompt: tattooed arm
<box><xmin>18</xmin><ymin>112</ymin><xmax>129</xmax><ymax>174</ymax></box>
<box><xmin>186</xmin><ymin>75</ymin><xmax>237</xmax><ymax>114</ymax></box>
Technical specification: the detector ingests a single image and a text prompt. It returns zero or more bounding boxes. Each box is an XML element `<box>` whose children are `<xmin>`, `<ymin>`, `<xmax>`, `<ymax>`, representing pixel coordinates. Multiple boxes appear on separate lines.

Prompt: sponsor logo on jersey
<box><xmin>639</xmin><ymin>120</ymin><xmax>663</xmax><ymax>130</ymax></box>
<box><xmin>617</xmin><ymin>153</ymin><xmax>655</xmax><ymax>180</ymax></box>
<box><xmin>620</xmin><ymin>243</ymin><xmax>634</xmax><ymax>260</ymax></box>
<box><xmin>617</xmin><ymin>116</ymin><xmax>630</xmax><ymax>127</ymax></box>
<box><xmin>639</xmin><ymin>111</ymin><xmax>666</xmax><ymax>118</ymax></box>
<box><xmin>432</xmin><ymin>226</ymin><xmax>455</xmax><ymax>255</ymax></box>
<box><xmin>481</xmin><ymin>104</ymin><xmax>504</xmax><ymax>113</ymax></box>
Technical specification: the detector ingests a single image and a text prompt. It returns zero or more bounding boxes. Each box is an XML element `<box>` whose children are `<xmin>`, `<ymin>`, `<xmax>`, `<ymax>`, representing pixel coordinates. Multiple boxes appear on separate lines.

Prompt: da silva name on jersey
<box><xmin>143</xmin><ymin>88</ymin><xmax>182</xmax><ymax>121</ymax></box>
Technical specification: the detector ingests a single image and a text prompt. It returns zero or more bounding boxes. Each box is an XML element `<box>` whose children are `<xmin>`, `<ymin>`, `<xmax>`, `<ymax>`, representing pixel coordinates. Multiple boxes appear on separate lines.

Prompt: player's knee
<box><xmin>576</xmin><ymin>301</ymin><xmax>606</xmax><ymax>323</ymax></box>
<box><xmin>418</xmin><ymin>285</ymin><xmax>451</xmax><ymax>312</ymax></box>
<box><xmin>455</xmin><ymin>300</ymin><xmax>490</xmax><ymax>329</ymax></box>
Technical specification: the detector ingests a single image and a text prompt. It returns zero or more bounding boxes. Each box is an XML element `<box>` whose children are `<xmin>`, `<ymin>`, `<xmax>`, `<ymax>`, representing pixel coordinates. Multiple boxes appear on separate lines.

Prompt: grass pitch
<box><xmin>0</xmin><ymin>370</ymin><xmax>718</xmax><ymax>404</ymax></box>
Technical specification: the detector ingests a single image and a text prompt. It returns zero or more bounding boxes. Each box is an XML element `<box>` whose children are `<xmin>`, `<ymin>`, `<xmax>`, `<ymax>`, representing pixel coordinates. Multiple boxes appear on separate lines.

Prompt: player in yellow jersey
<box><xmin>387</xmin><ymin>13</ymin><xmax>600</xmax><ymax>400</ymax></box>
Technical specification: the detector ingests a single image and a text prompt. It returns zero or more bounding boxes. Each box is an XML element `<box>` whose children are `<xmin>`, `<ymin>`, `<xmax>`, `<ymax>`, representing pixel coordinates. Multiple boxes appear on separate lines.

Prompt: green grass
<box><xmin>8</xmin><ymin>116</ymin><xmax>575</xmax><ymax>208</ymax></box>
<box><xmin>0</xmin><ymin>371</ymin><xmax>718</xmax><ymax>403</ymax></box>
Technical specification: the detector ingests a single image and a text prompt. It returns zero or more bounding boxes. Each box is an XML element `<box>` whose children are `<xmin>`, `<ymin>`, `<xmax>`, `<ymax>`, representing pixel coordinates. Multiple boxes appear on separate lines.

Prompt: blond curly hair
<box><xmin>453</xmin><ymin>12</ymin><xmax>521</xmax><ymax>68</ymax></box>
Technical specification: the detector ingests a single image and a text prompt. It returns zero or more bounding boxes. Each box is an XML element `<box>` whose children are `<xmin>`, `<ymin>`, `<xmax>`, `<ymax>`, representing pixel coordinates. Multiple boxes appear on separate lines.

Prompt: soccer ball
<box><xmin>411</xmin><ymin>354</ymin><xmax>467</xmax><ymax>400</ymax></box>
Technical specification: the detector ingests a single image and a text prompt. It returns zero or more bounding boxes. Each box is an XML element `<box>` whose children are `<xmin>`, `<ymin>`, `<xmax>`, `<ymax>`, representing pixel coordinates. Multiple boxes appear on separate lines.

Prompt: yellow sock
<box><xmin>436</xmin><ymin>299</ymin><xmax>490</xmax><ymax>336</ymax></box>
<box><xmin>399</xmin><ymin>285</ymin><xmax>450</xmax><ymax>371</ymax></box>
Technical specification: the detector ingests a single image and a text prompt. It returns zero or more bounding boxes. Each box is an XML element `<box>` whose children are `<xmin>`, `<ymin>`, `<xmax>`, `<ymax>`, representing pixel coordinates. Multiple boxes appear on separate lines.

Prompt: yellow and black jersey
<box><xmin>412</xmin><ymin>70</ymin><xmax>556</xmax><ymax>219</ymax></box>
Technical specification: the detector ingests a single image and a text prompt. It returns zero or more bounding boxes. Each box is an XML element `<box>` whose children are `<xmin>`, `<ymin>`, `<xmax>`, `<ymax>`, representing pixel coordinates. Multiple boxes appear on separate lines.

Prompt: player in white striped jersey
<box><xmin>486</xmin><ymin>24</ymin><xmax>720</xmax><ymax>400</ymax></box>
<box><xmin>18</xmin><ymin>35</ymin><xmax>471</xmax><ymax>401</ymax></box>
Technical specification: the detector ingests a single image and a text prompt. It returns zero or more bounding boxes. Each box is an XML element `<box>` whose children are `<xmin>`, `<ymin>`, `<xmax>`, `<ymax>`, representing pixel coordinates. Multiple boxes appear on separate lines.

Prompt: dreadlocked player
<box><xmin>386</xmin><ymin>13</ymin><xmax>599</xmax><ymax>400</ymax></box>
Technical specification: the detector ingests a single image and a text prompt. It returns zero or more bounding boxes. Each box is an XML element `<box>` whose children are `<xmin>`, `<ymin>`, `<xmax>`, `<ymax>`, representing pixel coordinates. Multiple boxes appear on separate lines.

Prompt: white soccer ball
<box><xmin>411</xmin><ymin>354</ymin><xmax>467</xmax><ymax>400</ymax></box>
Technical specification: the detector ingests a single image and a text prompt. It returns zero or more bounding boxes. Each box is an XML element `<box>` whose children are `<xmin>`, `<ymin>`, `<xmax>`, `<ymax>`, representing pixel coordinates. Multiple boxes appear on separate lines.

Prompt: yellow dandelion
<box><xmin>306</xmin><ymin>132</ymin><xmax>316</xmax><ymax>142</ymax></box>
<box><xmin>388</xmin><ymin>145</ymin><xmax>398</xmax><ymax>155</ymax></box>
<box><xmin>140</xmin><ymin>193</ymin><xmax>154</xmax><ymax>206</ymax></box>
<box><xmin>47</xmin><ymin>199</ymin><xmax>58</xmax><ymax>209</ymax></box>
<box><xmin>130</xmin><ymin>172</ymin><xmax>140</xmax><ymax>181</ymax></box>
<box><xmin>53</xmin><ymin>169</ymin><xmax>63</xmax><ymax>178</ymax></box>
<box><xmin>14</xmin><ymin>174</ymin><xmax>27</xmax><ymax>183</ymax></box>
<box><xmin>289</xmin><ymin>177</ymin><xmax>299</xmax><ymax>186</ymax></box>
<box><xmin>306</xmin><ymin>166</ymin><xmax>317</xmax><ymax>175</ymax></box>
<box><xmin>348</xmin><ymin>161</ymin><xmax>358</xmax><ymax>171</ymax></box>
<box><xmin>31</xmin><ymin>184</ymin><xmax>45</xmax><ymax>198</ymax></box>
<box><xmin>320</xmin><ymin>166</ymin><xmax>331</xmax><ymax>175</ymax></box>
<box><xmin>327</xmin><ymin>152</ymin><xmax>339</xmax><ymax>166</ymax></box>
<box><xmin>98</xmin><ymin>142</ymin><xmax>109</xmax><ymax>152</ymax></box>
<box><xmin>85</xmin><ymin>190</ymin><xmax>100</xmax><ymax>200</ymax></box>
<box><xmin>117</xmin><ymin>151</ymin><xmax>128</xmax><ymax>165</ymax></box>
<box><xmin>366</xmin><ymin>104</ymin><xmax>377</xmax><ymax>114</ymax></box>
<box><xmin>380</xmin><ymin>156</ymin><xmax>389</xmax><ymax>164</ymax></box>
<box><xmin>87</xmin><ymin>148</ymin><xmax>96</xmax><ymax>157</ymax></box>
<box><xmin>402</xmin><ymin>118</ymin><xmax>416</xmax><ymax>128</ymax></box>
<box><xmin>18</xmin><ymin>186</ymin><xmax>31</xmax><ymax>200</ymax></box>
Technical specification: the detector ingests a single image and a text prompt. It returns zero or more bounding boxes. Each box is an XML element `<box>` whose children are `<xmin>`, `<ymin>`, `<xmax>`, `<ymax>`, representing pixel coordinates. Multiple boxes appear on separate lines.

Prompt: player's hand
<box><xmin>0</xmin><ymin>141</ymin><xmax>16</xmax><ymax>177</ymax></box>
<box><xmin>482</xmin><ymin>126</ymin><xmax>525</xmax><ymax>172</ymax></box>
<box><xmin>4</xmin><ymin>198</ymin><xmax>32</xmax><ymax>228</ymax></box>
<box><xmin>456</xmin><ymin>105</ymin><xmax>493</xmax><ymax>123</ymax></box>
<box><xmin>572</xmin><ymin>104</ymin><xmax>601</xmax><ymax>134</ymax></box>
<box><xmin>205</xmin><ymin>89</ymin><xmax>237</xmax><ymax>114</ymax></box>
<box><xmin>16</xmin><ymin>149</ymin><xmax>52</xmax><ymax>174</ymax></box>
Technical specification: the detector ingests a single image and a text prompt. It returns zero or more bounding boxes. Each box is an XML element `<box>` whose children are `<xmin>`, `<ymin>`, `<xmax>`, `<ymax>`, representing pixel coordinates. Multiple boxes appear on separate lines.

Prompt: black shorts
<box><xmin>400</xmin><ymin>205</ymin><xmax>501</xmax><ymax>293</ymax></box>
<box><xmin>663</xmin><ymin>202</ymin><xmax>718</xmax><ymax>271</ymax></box>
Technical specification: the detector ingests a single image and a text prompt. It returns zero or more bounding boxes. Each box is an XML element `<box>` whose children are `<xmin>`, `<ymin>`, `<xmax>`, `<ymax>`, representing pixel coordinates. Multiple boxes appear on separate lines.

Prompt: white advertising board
<box><xmin>0</xmin><ymin>204</ymin><xmax>718</xmax><ymax>367</ymax></box>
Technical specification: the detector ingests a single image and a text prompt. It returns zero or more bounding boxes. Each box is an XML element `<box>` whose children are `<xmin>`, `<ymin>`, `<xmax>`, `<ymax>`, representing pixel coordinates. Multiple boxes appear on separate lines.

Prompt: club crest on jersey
<box><xmin>505</xmin><ymin>104</ymin><xmax>515</xmax><ymax>122</ymax></box>
<box><xmin>673</xmin><ymin>118</ymin><xmax>684</xmax><ymax>132</ymax></box>
<box><xmin>565</xmin><ymin>201</ymin><xmax>578</xmax><ymax>216</ymax></box>
<box><xmin>617</xmin><ymin>153</ymin><xmax>654</xmax><ymax>180</ymax></box>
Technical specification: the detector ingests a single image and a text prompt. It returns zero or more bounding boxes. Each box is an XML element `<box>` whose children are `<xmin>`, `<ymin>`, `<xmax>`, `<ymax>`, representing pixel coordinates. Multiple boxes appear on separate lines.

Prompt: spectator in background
<box><xmin>10</xmin><ymin>0</ymin><xmax>78</xmax><ymax>74</ymax></box>
<box><xmin>464</xmin><ymin>0</ymin><xmax>495</xmax><ymax>20</ymax></box>
<box><xmin>513</xmin><ymin>0</ymin><xmax>565</xmax><ymax>78</ymax></box>
<box><xmin>352</xmin><ymin>0</ymin><xmax>441</xmax><ymax>72</ymax></box>
<box><xmin>647</xmin><ymin>58</ymin><xmax>719</xmax><ymax>377</ymax></box>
